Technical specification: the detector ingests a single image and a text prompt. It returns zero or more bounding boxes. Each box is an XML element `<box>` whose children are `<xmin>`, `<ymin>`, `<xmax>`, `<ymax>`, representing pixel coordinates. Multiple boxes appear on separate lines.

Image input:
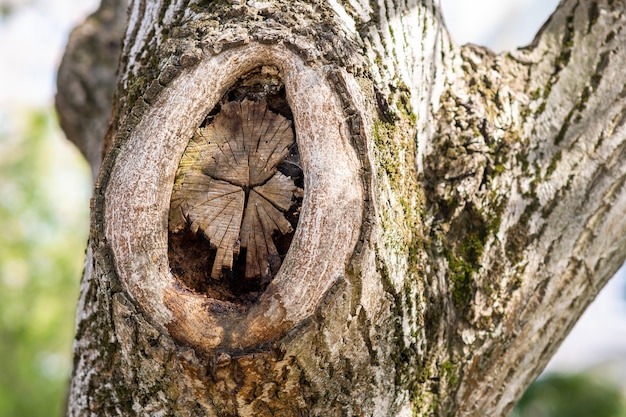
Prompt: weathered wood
<box><xmin>170</xmin><ymin>99</ymin><xmax>300</xmax><ymax>280</ymax></box>
<box><xmin>55</xmin><ymin>0</ymin><xmax>127</xmax><ymax>178</ymax></box>
<box><xmin>240</xmin><ymin>188</ymin><xmax>293</xmax><ymax>279</ymax></box>
<box><xmin>59</xmin><ymin>0</ymin><xmax>626</xmax><ymax>416</ymax></box>
<box><xmin>95</xmin><ymin>41</ymin><xmax>364</xmax><ymax>364</ymax></box>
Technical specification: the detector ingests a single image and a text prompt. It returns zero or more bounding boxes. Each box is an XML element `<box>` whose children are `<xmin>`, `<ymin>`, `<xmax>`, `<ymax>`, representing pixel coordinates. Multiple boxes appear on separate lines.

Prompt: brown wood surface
<box><xmin>170</xmin><ymin>99</ymin><xmax>300</xmax><ymax>280</ymax></box>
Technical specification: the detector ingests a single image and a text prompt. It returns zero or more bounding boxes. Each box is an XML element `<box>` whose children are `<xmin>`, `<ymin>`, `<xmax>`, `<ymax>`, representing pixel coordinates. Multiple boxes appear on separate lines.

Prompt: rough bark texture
<box><xmin>57</xmin><ymin>0</ymin><xmax>626</xmax><ymax>416</ymax></box>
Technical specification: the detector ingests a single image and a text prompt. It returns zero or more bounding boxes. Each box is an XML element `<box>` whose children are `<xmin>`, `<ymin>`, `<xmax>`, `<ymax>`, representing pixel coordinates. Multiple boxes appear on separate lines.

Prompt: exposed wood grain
<box><xmin>82</xmin><ymin>40</ymin><xmax>367</xmax><ymax>416</ymax></box>
<box><xmin>169</xmin><ymin>99</ymin><xmax>300</xmax><ymax>280</ymax></box>
<box><xmin>71</xmin><ymin>1</ymin><xmax>626</xmax><ymax>415</ymax></box>
<box><xmin>240</xmin><ymin>189</ymin><xmax>293</xmax><ymax>279</ymax></box>
<box><xmin>255</xmin><ymin>172</ymin><xmax>299</xmax><ymax>211</ymax></box>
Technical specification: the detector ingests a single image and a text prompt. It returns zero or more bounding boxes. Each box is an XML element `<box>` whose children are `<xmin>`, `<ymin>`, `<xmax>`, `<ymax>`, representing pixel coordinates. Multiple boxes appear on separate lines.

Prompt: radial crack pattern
<box><xmin>170</xmin><ymin>99</ymin><xmax>301</xmax><ymax>281</ymax></box>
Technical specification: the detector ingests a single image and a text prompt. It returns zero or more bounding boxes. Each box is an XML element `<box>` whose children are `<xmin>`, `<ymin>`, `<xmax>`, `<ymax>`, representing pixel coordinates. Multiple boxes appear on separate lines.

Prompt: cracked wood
<box><xmin>169</xmin><ymin>99</ymin><xmax>301</xmax><ymax>281</ymax></box>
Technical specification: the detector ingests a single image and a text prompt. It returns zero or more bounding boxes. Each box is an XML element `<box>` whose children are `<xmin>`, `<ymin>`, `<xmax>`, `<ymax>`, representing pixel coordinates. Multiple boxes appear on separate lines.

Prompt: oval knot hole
<box><xmin>169</xmin><ymin>97</ymin><xmax>303</xmax><ymax>303</ymax></box>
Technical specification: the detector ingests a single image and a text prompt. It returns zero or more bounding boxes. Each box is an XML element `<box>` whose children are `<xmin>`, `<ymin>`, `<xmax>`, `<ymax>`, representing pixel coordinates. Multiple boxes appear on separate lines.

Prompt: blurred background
<box><xmin>0</xmin><ymin>0</ymin><xmax>625</xmax><ymax>416</ymax></box>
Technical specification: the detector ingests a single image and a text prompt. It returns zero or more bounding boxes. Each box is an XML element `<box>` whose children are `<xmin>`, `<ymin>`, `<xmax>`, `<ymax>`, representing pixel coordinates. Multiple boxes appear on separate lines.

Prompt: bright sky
<box><xmin>441</xmin><ymin>0</ymin><xmax>560</xmax><ymax>52</ymax></box>
<box><xmin>1</xmin><ymin>0</ymin><xmax>625</xmax><ymax>375</ymax></box>
<box><xmin>0</xmin><ymin>0</ymin><xmax>98</xmax><ymax>121</ymax></box>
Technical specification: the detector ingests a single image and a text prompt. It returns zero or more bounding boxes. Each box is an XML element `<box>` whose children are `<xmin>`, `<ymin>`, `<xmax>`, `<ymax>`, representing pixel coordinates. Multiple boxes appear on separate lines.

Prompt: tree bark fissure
<box><xmin>57</xmin><ymin>0</ymin><xmax>626</xmax><ymax>416</ymax></box>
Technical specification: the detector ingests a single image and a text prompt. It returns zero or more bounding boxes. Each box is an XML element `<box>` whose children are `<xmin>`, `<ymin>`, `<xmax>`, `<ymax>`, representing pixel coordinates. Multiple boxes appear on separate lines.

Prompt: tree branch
<box><xmin>420</xmin><ymin>1</ymin><xmax>626</xmax><ymax>414</ymax></box>
<box><xmin>55</xmin><ymin>0</ymin><xmax>127</xmax><ymax>178</ymax></box>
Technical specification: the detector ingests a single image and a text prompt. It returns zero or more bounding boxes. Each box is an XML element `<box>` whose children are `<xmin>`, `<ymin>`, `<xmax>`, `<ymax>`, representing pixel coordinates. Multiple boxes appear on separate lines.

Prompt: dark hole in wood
<box><xmin>168</xmin><ymin>66</ymin><xmax>303</xmax><ymax>304</ymax></box>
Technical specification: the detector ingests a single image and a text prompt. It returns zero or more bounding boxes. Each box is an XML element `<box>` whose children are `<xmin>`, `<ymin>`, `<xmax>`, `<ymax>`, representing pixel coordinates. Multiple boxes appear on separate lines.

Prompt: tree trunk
<box><xmin>56</xmin><ymin>0</ymin><xmax>626</xmax><ymax>416</ymax></box>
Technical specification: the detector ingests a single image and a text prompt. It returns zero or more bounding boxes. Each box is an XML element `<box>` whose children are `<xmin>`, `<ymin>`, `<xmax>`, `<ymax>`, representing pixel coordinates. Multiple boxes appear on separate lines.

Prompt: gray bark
<box><xmin>56</xmin><ymin>0</ymin><xmax>128</xmax><ymax>178</ymax></box>
<box><xmin>56</xmin><ymin>1</ymin><xmax>626</xmax><ymax>416</ymax></box>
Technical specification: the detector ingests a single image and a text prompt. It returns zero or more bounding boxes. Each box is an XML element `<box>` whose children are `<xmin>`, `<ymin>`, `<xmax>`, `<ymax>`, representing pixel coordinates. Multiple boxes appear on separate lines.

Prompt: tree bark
<box><xmin>57</xmin><ymin>0</ymin><xmax>626</xmax><ymax>416</ymax></box>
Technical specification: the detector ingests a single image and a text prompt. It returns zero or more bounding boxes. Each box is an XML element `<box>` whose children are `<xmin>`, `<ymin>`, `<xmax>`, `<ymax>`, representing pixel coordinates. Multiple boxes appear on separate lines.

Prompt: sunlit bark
<box><xmin>57</xmin><ymin>1</ymin><xmax>626</xmax><ymax>416</ymax></box>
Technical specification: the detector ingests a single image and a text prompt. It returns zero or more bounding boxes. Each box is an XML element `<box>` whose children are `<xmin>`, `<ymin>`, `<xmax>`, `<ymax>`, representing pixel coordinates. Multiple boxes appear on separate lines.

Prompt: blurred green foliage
<box><xmin>0</xmin><ymin>109</ymin><xmax>90</xmax><ymax>417</ymax></box>
<box><xmin>512</xmin><ymin>372</ymin><xmax>626</xmax><ymax>417</ymax></box>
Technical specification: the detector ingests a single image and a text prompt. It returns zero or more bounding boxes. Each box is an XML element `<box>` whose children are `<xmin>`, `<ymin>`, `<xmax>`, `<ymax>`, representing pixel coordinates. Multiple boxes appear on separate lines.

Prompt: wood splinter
<box><xmin>169</xmin><ymin>99</ymin><xmax>302</xmax><ymax>282</ymax></box>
